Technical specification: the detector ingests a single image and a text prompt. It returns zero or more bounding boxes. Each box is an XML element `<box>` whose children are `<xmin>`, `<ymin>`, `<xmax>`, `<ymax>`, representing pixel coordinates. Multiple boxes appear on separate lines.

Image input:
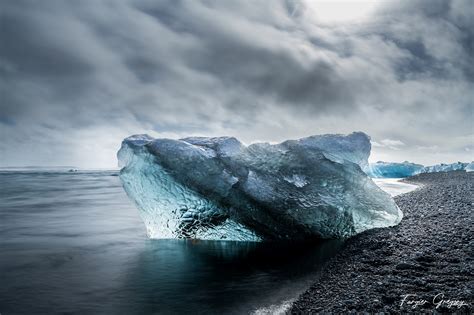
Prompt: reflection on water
<box><xmin>373</xmin><ymin>178</ymin><xmax>419</xmax><ymax>196</ymax></box>
<box><xmin>0</xmin><ymin>170</ymin><xmax>343</xmax><ymax>314</ymax></box>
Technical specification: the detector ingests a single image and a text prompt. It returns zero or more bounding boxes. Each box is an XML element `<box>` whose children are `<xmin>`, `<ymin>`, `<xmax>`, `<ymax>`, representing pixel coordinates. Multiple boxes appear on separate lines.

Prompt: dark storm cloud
<box><xmin>367</xmin><ymin>0</ymin><xmax>474</xmax><ymax>82</ymax></box>
<box><xmin>0</xmin><ymin>0</ymin><xmax>472</xmax><ymax>167</ymax></box>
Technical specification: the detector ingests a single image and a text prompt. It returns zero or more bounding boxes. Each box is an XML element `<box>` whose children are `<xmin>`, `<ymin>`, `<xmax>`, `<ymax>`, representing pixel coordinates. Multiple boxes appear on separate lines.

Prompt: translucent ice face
<box><xmin>118</xmin><ymin>133</ymin><xmax>402</xmax><ymax>241</ymax></box>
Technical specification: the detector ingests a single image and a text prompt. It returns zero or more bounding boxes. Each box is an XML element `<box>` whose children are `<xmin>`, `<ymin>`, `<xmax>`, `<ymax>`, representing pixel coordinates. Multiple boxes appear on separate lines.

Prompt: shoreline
<box><xmin>290</xmin><ymin>171</ymin><xmax>473</xmax><ymax>313</ymax></box>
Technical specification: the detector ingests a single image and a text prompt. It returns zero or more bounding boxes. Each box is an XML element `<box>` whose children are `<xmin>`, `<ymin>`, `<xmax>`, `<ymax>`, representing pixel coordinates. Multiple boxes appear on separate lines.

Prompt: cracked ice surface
<box><xmin>118</xmin><ymin>132</ymin><xmax>402</xmax><ymax>241</ymax></box>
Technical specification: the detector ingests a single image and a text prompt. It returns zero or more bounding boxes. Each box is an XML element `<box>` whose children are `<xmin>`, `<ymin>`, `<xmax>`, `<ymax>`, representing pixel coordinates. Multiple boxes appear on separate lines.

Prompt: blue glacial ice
<box><xmin>420</xmin><ymin>162</ymin><xmax>469</xmax><ymax>173</ymax></box>
<box><xmin>366</xmin><ymin>161</ymin><xmax>424</xmax><ymax>178</ymax></box>
<box><xmin>366</xmin><ymin>161</ymin><xmax>471</xmax><ymax>178</ymax></box>
<box><xmin>466</xmin><ymin>162</ymin><xmax>474</xmax><ymax>172</ymax></box>
<box><xmin>118</xmin><ymin>132</ymin><xmax>402</xmax><ymax>241</ymax></box>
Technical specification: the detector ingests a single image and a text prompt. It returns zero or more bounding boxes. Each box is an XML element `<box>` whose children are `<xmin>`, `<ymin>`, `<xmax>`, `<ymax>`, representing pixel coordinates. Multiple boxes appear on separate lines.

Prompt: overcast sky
<box><xmin>1</xmin><ymin>0</ymin><xmax>473</xmax><ymax>168</ymax></box>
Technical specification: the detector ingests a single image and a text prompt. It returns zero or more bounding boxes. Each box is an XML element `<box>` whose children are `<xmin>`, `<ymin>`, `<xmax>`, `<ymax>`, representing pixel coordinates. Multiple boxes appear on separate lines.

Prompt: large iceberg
<box><xmin>366</xmin><ymin>161</ymin><xmax>424</xmax><ymax>178</ymax></box>
<box><xmin>420</xmin><ymin>162</ymin><xmax>468</xmax><ymax>173</ymax></box>
<box><xmin>118</xmin><ymin>132</ymin><xmax>402</xmax><ymax>241</ymax></box>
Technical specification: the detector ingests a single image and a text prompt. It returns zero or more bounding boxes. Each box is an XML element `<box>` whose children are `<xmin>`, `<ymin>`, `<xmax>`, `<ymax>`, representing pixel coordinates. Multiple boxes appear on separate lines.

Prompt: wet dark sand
<box><xmin>291</xmin><ymin>171</ymin><xmax>473</xmax><ymax>314</ymax></box>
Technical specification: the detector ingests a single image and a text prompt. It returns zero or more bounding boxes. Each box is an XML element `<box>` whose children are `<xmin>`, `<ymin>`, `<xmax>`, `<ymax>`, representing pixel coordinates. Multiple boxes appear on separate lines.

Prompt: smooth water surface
<box><xmin>0</xmin><ymin>169</ymin><xmax>344</xmax><ymax>314</ymax></box>
<box><xmin>373</xmin><ymin>178</ymin><xmax>418</xmax><ymax>196</ymax></box>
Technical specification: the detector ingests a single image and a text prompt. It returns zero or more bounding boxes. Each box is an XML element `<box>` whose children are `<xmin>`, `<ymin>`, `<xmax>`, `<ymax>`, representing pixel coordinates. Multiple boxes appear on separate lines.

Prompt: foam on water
<box><xmin>252</xmin><ymin>299</ymin><xmax>295</xmax><ymax>315</ymax></box>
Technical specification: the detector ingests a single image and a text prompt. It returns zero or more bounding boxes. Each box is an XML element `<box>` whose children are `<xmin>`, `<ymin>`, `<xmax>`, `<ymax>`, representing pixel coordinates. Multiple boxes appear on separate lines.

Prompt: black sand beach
<box><xmin>291</xmin><ymin>171</ymin><xmax>473</xmax><ymax>313</ymax></box>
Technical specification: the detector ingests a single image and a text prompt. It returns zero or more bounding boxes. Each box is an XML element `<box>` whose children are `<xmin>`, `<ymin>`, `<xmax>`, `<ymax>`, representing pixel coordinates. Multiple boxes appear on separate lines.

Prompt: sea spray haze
<box><xmin>118</xmin><ymin>132</ymin><xmax>402</xmax><ymax>241</ymax></box>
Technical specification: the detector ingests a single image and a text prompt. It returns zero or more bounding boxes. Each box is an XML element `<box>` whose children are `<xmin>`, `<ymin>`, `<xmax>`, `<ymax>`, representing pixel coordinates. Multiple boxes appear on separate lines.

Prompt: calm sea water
<box><xmin>372</xmin><ymin>178</ymin><xmax>418</xmax><ymax>196</ymax></box>
<box><xmin>0</xmin><ymin>169</ymin><xmax>344</xmax><ymax>314</ymax></box>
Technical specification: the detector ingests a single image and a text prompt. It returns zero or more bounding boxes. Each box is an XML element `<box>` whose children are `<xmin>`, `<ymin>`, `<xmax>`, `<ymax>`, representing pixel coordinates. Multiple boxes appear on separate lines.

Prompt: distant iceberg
<box><xmin>466</xmin><ymin>162</ymin><xmax>474</xmax><ymax>172</ymax></box>
<box><xmin>366</xmin><ymin>161</ymin><xmax>424</xmax><ymax>178</ymax></box>
<box><xmin>420</xmin><ymin>162</ymin><xmax>469</xmax><ymax>173</ymax></box>
<box><xmin>118</xmin><ymin>132</ymin><xmax>401</xmax><ymax>241</ymax></box>
<box><xmin>366</xmin><ymin>161</ymin><xmax>470</xmax><ymax>178</ymax></box>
